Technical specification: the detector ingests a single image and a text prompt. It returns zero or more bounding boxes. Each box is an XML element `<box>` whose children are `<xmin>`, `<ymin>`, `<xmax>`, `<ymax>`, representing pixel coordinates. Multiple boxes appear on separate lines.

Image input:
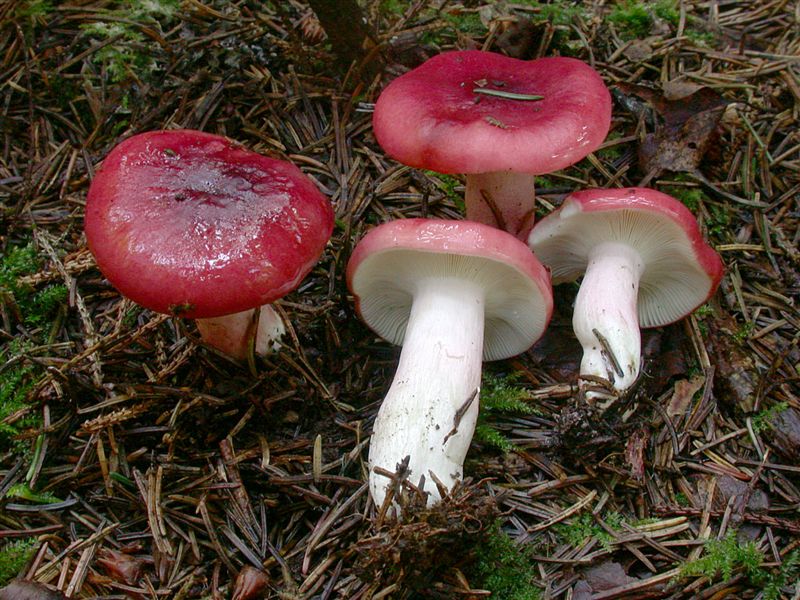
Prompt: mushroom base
<box><xmin>369</xmin><ymin>276</ymin><xmax>485</xmax><ymax>510</ymax></box>
<box><xmin>196</xmin><ymin>305</ymin><xmax>285</xmax><ymax>360</ymax></box>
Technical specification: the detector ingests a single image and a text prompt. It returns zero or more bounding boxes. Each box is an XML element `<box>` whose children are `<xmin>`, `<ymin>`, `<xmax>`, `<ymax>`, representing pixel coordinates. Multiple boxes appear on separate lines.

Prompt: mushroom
<box><xmin>528</xmin><ymin>187</ymin><xmax>724</xmax><ymax>404</ymax></box>
<box><xmin>347</xmin><ymin>218</ymin><xmax>553</xmax><ymax>507</ymax></box>
<box><xmin>85</xmin><ymin>129</ymin><xmax>334</xmax><ymax>359</ymax></box>
<box><xmin>372</xmin><ymin>50</ymin><xmax>611</xmax><ymax>239</ymax></box>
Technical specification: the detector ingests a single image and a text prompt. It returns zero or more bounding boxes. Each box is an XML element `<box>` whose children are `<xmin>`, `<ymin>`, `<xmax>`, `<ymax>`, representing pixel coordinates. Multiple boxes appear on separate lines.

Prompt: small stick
<box><xmin>593</xmin><ymin>327</ymin><xmax>625</xmax><ymax>379</ymax></box>
<box><xmin>443</xmin><ymin>388</ymin><xmax>479</xmax><ymax>445</ymax></box>
<box><xmin>472</xmin><ymin>88</ymin><xmax>543</xmax><ymax>101</ymax></box>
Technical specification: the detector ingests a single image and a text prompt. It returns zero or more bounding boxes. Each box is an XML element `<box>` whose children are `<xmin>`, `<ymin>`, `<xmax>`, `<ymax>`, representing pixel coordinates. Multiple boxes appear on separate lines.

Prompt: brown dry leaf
<box><xmin>767</xmin><ymin>407</ymin><xmax>800</xmax><ymax>462</ymax></box>
<box><xmin>231</xmin><ymin>566</ymin><xmax>270</xmax><ymax>600</ymax></box>
<box><xmin>623</xmin><ymin>39</ymin><xmax>653</xmax><ymax>63</ymax></box>
<box><xmin>96</xmin><ymin>548</ymin><xmax>144</xmax><ymax>587</ymax></box>
<box><xmin>583</xmin><ymin>561</ymin><xmax>637</xmax><ymax>592</ymax></box>
<box><xmin>616</xmin><ymin>82</ymin><xmax>730</xmax><ymax>185</ymax></box>
<box><xmin>625</xmin><ymin>427</ymin><xmax>648</xmax><ymax>482</ymax></box>
<box><xmin>667</xmin><ymin>375</ymin><xmax>705</xmax><ymax>417</ymax></box>
<box><xmin>0</xmin><ymin>581</ymin><xmax>68</xmax><ymax>600</ymax></box>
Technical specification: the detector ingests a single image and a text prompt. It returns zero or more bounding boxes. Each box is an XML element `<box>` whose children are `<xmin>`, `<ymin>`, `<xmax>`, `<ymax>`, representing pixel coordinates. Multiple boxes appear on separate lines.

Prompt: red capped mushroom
<box><xmin>528</xmin><ymin>187</ymin><xmax>723</xmax><ymax>404</ymax></box>
<box><xmin>85</xmin><ymin>129</ymin><xmax>334</xmax><ymax>359</ymax></box>
<box><xmin>347</xmin><ymin>218</ymin><xmax>553</xmax><ymax>507</ymax></box>
<box><xmin>372</xmin><ymin>50</ymin><xmax>611</xmax><ymax>239</ymax></box>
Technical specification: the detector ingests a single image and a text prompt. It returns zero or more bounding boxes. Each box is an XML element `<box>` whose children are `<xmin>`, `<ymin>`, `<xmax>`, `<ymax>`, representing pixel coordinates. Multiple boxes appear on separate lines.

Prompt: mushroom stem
<box><xmin>573</xmin><ymin>241</ymin><xmax>645</xmax><ymax>399</ymax></box>
<box><xmin>465</xmin><ymin>172</ymin><xmax>536</xmax><ymax>240</ymax></box>
<box><xmin>196</xmin><ymin>305</ymin><xmax>286</xmax><ymax>360</ymax></box>
<box><xmin>369</xmin><ymin>276</ymin><xmax>485</xmax><ymax>508</ymax></box>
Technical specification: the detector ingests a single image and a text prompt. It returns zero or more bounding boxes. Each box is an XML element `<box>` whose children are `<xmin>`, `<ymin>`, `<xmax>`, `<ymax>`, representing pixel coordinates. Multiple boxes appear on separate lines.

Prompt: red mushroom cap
<box><xmin>372</xmin><ymin>50</ymin><xmax>612</xmax><ymax>175</ymax></box>
<box><xmin>85</xmin><ymin>130</ymin><xmax>334</xmax><ymax>318</ymax></box>
<box><xmin>528</xmin><ymin>187</ymin><xmax>724</xmax><ymax>328</ymax></box>
<box><xmin>347</xmin><ymin>219</ymin><xmax>553</xmax><ymax>361</ymax></box>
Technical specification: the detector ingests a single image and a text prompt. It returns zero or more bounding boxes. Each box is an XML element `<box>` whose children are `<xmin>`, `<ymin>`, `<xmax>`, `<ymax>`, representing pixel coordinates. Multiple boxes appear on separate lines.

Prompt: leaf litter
<box><xmin>1</xmin><ymin>0</ymin><xmax>799</xmax><ymax>598</ymax></box>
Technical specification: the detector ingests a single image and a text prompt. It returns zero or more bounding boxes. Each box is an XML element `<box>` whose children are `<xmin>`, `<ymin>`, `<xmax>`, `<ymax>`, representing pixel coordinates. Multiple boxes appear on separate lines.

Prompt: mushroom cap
<box><xmin>372</xmin><ymin>50</ymin><xmax>611</xmax><ymax>175</ymax></box>
<box><xmin>85</xmin><ymin>130</ymin><xmax>334</xmax><ymax>318</ymax></box>
<box><xmin>347</xmin><ymin>219</ymin><xmax>553</xmax><ymax>361</ymax></box>
<box><xmin>528</xmin><ymin>187</ymin><xmax>724</xmax><ymax>328</ymax></box>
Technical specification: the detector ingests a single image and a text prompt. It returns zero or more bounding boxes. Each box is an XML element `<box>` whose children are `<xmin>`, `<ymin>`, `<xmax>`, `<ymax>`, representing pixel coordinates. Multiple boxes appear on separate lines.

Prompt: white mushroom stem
<box><xmin>573</xmin><ymin>241</ymin><xmax>645</xmax><ymax>399</ymax></box>
<box><xmin>369</xmin><ymin>276</ymin><xmax>485</xmax><ymax>509</ymax></box>
<box><xmin>465</xmin><ymin>172</ymin><xmax>536</xmax><ymax>240</ymax></box>
<box><xmin>196</xmin><ymin>305</ymin><xmax>285</xmax><ymax>360</ymax></box>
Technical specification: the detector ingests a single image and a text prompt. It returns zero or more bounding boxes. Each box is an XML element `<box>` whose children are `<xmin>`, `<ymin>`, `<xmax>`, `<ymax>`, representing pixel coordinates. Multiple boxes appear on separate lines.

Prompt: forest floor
<box><xmin>1</xmin><ymin>0</ymin><xmax>799</xmax><ymax>598</ymax></box>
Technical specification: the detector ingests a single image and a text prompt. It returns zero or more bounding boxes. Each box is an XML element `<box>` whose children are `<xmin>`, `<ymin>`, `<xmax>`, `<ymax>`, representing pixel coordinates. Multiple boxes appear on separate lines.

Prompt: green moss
<box><xmin>14</xmin><ymin>0</ymin><xmax>53</xmax><ymax>19</ymax></box>
<box><xmin>751</xmin><ymin>401</ymin><xmax>789</xmax><ymax>434</ymax></box>
<box><xmin>555</xmin><ymin>512</ymin><xmax>624</xmax><ymax>551</ymax></box>
<box><xmin>0</xmin><ymin>244</ymin><xmax>39</xmax><ymax>284</ymax></box>
<box><xmin>474</xmin><ymin>373</ymin><xmax>536</xmax><ymax>452</ymax></box>
<box><xmin>443</xmin><ymin>11</ymin><xmax>486</xmax><ymax>36</ymax></box>
<box><xmin>685</xmin><ymin>28</ymin><xmax>717</xmax><ymax>47</ymax></box>
<box><xmin>653</xmin><ymin>0</ymin><xmax>679</xmax><ymax>26</ymax></box>
<box><xmin>664</xmin><ymin>186</ymin><xmax>705</xmax><ymax>212</ymax></box>
<box><xmin>763</xmin><ymin>550</ymin><xmax>800</xmax><ymax>600</ymax></box>
<box><xmin>520</xmin><ymin>0</ymin><xmax>588</xmax><ymax>28</ymax></box>
<box><xmin>469</xmin><ymin>522</ymin><xmax>541</xmax><ymax>600</ymax></box>
<box><xmin>0</xmin><ymin>361</ymin><xmax>39</xmax><ymax>455</ymax></box>
<box><xmin>474</xmin><ymin>423</ymin><xmax>514</xmax><ymax>453</ymax></box>
<box><xmin>1</xmin><ymin>243</ymin><xmax>68</xmax><ymax>329</ymax></box>
<box><xmin>80</xmin><ymin>0</ymin><xmax>179</xmax><ymax>83</ymax></box>
<box><xmin>596</xmin><ymin>131</ymin><xmax>625</xmax><ymax>162</ymax></box>
<box><xmin>680</xmin><ymin>531</ymin><xmax>765</xmax><ymax>584</ymax></box>
<box><xmin>421</xmin><ymin>8</ymin><xmax>486</xmax><ymax>46</ymax></box>
<box><xmin>425</xmin><ymin>171</ymin><xmax>465</xmax><ymax>212</ymax></box>
<box><xmin>608</xmin><ymin>1</ymin><xmax>652</xmax><ymax>39</ymax></box>
<box><xmin>379</xmin><ymin>0</ymin><xmax>407</xmax><ymax>17</ymax></box>
<box><xmin>0</xmin><ymin>539</ymin><xmax>37</xmax><ymax>586</ymax></box>
<box><xmin>0</xmin><ymin>244</ymin><xmax>63</xmax><ymax>455</ymax></box>
<box><xmin>674</xmin><ymin>492</ymin><xmax>690</xmax><ymax>507</ymax></box>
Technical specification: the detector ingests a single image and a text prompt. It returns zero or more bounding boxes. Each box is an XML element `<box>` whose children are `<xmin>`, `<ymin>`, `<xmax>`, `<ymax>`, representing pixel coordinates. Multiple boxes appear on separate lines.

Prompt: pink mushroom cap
<box><xmin>347</xmin><ymin>219</ymin><xmax>553</xmax><ymax>361</ymax></box>
<box><xmin>85</xmin><ymin>130</ymin><xmax>334</xmax><ymax>319</ymax></box>
<box><xmin>528</xmin><ymin>187</ymin><xmax>724</xmax><ymax>327</ymax></box>
<box><xmin>372</xmin><ymin>50</ymin><xmax>612</xmax><ymax>175</ymax></box>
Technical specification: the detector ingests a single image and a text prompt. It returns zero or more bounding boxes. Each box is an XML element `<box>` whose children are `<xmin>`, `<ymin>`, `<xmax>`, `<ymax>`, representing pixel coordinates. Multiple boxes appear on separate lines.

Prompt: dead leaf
<box><xmin>625</xmin><ymin>427</ymin><xmax>648</xmax><ymax>482</ymax></box>
<box><xmin>767</xmin><ymin>407</ymin><xmax>800</xmax><ymax>462</ymax></box>
<box><xmin>623</xmin><ymin>39</ymin><xmax>653</xmax><ymax>62</ymax></box>
<box><xmin>667</xmin><ymin>375</ymin><xmax>705</xmax><ymax>417</ymax></box>
<box><xmin>615</xmin><ymin>82</ymin><xmax>730</xmax><ymax>184</ymax></box>
<box><xmin>495</xmin><ymin>18</ymin><xmax>537</xmax><ymax>59</ymax></box>
<box><xmin>0</xmin><ymin>581</ymin><xmax>67</xmax><ymax>600</ymax></box>
<box><xmin>231</xmin><ymin>566</ymin><xmax>270</xmax><ymax>600</ymax></box>
<box><xmin>96</xmin><ymin>548</ymin><xmax>144</xmax><ymax>587</ymax></box>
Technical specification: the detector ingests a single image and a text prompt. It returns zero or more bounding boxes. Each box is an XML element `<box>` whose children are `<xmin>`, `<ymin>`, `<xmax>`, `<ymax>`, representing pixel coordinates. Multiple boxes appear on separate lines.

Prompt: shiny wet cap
<box><xmin>85</xmin><ymin>129</ymin><xmax>334</xmax><ymax>318</ymax></box>
<box><xmin>373</xmin><ymin>50</ymin><xmax>612</xmax><ymax>175</ymax></box>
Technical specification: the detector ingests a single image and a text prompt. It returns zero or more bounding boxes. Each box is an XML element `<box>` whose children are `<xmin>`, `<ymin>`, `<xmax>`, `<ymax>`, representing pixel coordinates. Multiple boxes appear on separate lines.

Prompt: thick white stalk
<box><xmin>465</xmin><ymin>171</ymin><xmax>536</xmax><ymax>240</ymax></box>
<box><xmin>369</xmin><ymin>277</ymin><xmax>485</xmax><ymax>508</ymax></box>
<box><xmin>573</xmin><ymin>242</ymin><xmax>645</xmax><ymax>398</ymax></box>
<box><xmin>196</xmin><ymin>305</ymin><xmax>285</xmax><ymax>360</ymax></box>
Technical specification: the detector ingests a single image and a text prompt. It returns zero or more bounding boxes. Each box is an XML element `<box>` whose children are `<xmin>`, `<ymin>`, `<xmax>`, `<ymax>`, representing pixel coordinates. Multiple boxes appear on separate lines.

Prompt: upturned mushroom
<box><xmin>347</xmin><ymin>218</ymin><xmax>553</xmax><ymax>508</ymax></box>
<box><xmin>528</xmin><ymin>188</ymin><xmax>723</xmax><ymax>404</ymax></box>
<box><xmin>372</xmin><ymin>50</ymin><xmax>611</xmax><ymax>239</ymax></box>
<box><xmin>85</xmin><ymin>129</ymin><xmax>334</xmax><ymax>359</ymax></box>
